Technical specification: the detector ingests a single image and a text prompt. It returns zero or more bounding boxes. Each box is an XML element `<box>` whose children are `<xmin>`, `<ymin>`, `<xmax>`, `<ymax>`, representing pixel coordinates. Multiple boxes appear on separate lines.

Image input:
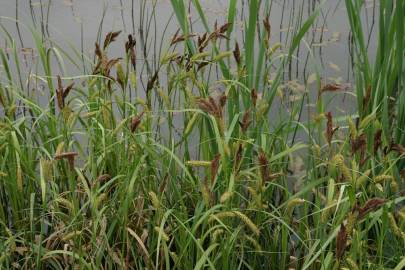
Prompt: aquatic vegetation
<box><xmin>0</xmin><ymin>0</ymin><xmax>404</xmax><ymax>269</ymax></box>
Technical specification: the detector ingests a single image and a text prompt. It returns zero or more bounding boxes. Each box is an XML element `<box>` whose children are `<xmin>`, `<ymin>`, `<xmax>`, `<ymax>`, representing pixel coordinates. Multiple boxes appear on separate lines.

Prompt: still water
<box><xmin>0</xmin><ymin>0</ymin><xmax>377</xmax><ymax>125</ymax></box>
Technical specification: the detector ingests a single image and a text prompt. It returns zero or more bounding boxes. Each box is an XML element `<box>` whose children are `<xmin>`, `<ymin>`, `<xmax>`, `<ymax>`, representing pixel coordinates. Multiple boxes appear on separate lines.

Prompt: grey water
<box><xmin>0</xmin><ymin>0</ymin><xmax>378</xmax><ymax>149</ymax></box>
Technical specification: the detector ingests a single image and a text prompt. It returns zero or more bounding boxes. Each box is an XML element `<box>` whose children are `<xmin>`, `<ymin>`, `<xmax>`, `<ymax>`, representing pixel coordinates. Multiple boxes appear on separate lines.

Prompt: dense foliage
<box><xmin>0</xmin><ymin>0</ymin><xmax>404</xmax><ymax>269</ymax></box>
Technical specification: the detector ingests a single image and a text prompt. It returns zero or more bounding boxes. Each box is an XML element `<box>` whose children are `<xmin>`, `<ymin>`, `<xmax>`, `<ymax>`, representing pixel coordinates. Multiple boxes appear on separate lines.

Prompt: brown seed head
<box><xmin>363</xmin><ymin>85</ymin><xmax>372</xmax><ymax>108</ymax></box>
<box><xmin>234</xmin><ymin>143</ymin><xmax>243</xmax><ymax>172</ymax></box>
<box><xmin>54</xmin><ymin>152</ymin><xmax>78</xmax><ymax>170</ymax></box>
<box><xmin>373</xmin><ymin>129</ymin><xmax>382</xmax><ymax>155</ymax></box>
<box><xmin>258</xmin><ymin>149</ymin><xmax>270</xmax><ymax>184</ymax></box>
<box><xmin>336</xmin><ymin>223</ymin><xmax>347</xmax><ymax>260</ymax></box>
<box><xmin>147</xmin><ymin>71</ymin><xmax>159</xmax><ymax>93</ymax></box>
<box><xmin>130</xmin><ymin>112</ymin><xmax>145</xmax><ymax>133</ymax></box>
<box><xmin>325</xmin><ymin>112</ymin><xmax>339</xmax><ymax>145</ymax></box>
<box><xmin>56</xmin><ymin>76</ymin><xmax>74</xmax><ymax>110</ymax></box>
<box><xmin>263</xmin><ymin>15</ymin><xmax>271</xmax><ymax>38</ymax></box>
<box><xmin>95</xmin><ymin>43</ymin><xmax>103</xmax><ymax>59</ymax></box>
<box><xmin>125</xmin><ymin>34</ymin><xmax>137</xmax><ymax>69</ymax></box>
<box><xmin>351</xmin><ymin>133</ymin><xmax>367</xmax><ymax>155</ymax></box>
<box><xmin>240</xmin><ymin>109</ymin><xmax>252</xmax><ymax>133</ymax></box>
<box><xmin>358</xmin><ymin>198</ymin><xmax>385</xmax><ymax>219</ymax></box>
<box><xmin>251</xmin><ymin>88</ymin><xmax>258</xmax><ymax>107</ymax></box>
<box><xmin>233</xmin><ymin>42</ymin><xmax>241</xmax><ymax>65</ymax></box>
<box><xmin>96</xmin><ymin>174</ymin><xmax>111</xmax><ymax>183</ymax></box>
<box><xmin>219</xmin><ymin>22</ymin><xmax>232</xmax><ymax>34</ymax></box>
<box><xmin>198</xmin><ymin>33</ymin><xmax>208</xmax><ymax>52</ymax></box>
<box><xmin>196</xmin><ymin>96</ymin><xmax>223</xmax><ymax>119</ymax></box>
<box><xmin>390</xmin><ymin>143</ymin><xmax>405</xmax><ymax>156</ymax></box>
<box><xmin>103</xmin><ymin>31</ymin><xmax>121</xmax><ymax>50</ymax></box>
<box><xmin>219</xmin><ymin>93</ymin><xmax>227</xmax><ymax>108</ymax></box>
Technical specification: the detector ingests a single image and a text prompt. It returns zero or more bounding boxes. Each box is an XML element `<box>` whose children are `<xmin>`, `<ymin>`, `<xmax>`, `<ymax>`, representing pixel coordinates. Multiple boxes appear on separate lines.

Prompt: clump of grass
<box><xmin>0</xmin><ymin>0</ymin><xmax>404</xmax><ymax>269</ymax></box>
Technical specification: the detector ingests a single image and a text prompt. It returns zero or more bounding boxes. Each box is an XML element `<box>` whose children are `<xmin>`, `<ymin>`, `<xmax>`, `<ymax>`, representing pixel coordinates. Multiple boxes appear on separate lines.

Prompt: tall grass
<box><xmin>0</xmin><ymin>0</ymin><xmax>404</xmax><ymax>269</ymax></box>
<box><xmin>346</xmin><ymin>0</ymin><xmax>405</xmax><ymax>172</ymax></box>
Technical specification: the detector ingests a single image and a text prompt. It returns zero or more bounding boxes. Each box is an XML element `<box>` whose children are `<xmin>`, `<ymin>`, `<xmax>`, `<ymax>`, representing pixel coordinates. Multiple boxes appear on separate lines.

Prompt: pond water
<box><xmin>0</xmin><ymin>0</ymin><xmax>377</xmax><ymax>76</ymax></box>
<box><xmin>0</xmin><ymin>0</ymin><xmax>378</xmax><ymax>136</ymax></box>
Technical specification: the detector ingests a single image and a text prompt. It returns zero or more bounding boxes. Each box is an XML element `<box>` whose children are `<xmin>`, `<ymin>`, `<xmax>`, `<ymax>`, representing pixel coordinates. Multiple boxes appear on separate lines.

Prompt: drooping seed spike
<box><xmin>103</xmin><ymin>30</ymin><xmax>121</xmax><ymax>50</ymax></box>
